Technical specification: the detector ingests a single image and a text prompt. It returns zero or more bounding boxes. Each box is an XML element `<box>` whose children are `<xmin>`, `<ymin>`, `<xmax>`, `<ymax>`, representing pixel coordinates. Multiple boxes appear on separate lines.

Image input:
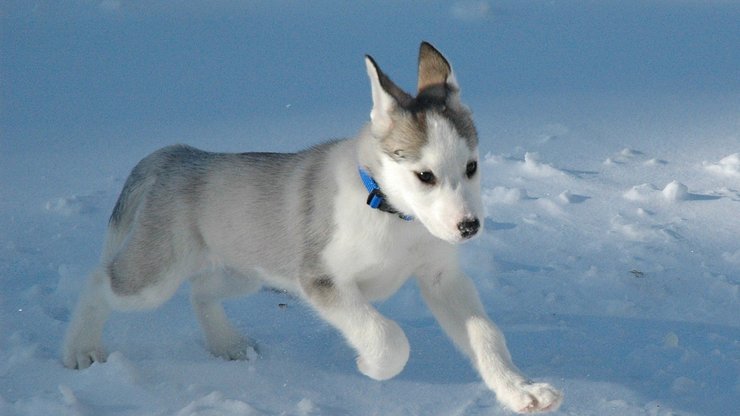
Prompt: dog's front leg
<box><xmin>301</xmin><ymin>276</ymin><xmax>410</xmax><ymax>381</ymax></box>
<box><xmin>417</xmin><ymin>268</ymin><xmax>563</xmax><ymax>414</ymax></box>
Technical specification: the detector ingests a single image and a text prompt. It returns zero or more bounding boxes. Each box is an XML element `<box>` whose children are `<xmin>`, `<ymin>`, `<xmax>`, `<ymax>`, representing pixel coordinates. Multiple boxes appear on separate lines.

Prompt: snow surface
<box><xmin>2</xmin><ymin>1</ymin><xmax>739</xmax><ymax>415</ymax></box>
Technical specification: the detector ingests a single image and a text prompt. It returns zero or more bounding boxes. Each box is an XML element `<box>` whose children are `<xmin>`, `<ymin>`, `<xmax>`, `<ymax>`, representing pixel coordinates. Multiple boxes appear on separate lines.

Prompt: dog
<box><xmin>62</xmin><ymin>42</ymin><xmax>562</xmax><ymax>413</ymax></box>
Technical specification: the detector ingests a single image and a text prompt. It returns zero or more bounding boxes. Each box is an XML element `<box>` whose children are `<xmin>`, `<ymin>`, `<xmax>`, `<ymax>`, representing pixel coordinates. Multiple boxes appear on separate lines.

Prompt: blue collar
<box><xmin>358</xmin><ymin>168</ymin><xmax>414</xmax><ymax>221</ymax></box>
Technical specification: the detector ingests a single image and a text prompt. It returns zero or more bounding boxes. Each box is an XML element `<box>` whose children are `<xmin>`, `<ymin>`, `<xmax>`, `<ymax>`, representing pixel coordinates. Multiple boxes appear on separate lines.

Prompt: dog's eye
<box><xmin>415</xmin><ymin>171</ymin><xmax>437</xmax><ymax>185</ymax></box>
<box><xmin>465</xmin><ymin>161</ymin><xmax>478</xmax><ymax>178</ymax></box>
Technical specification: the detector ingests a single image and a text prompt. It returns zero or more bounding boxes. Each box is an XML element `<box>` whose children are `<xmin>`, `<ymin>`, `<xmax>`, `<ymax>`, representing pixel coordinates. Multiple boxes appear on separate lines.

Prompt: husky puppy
<box><xmin>63</xmin><ymin>42</ymin><xmax>562</xmax><ymax>413</ymax></box>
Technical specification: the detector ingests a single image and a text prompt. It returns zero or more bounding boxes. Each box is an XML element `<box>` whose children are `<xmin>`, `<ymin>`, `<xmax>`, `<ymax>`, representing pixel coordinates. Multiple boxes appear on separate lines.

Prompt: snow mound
<box><xmin>610</xmin><ymin>147</ymin><xmax>645</xmax><ymax>164</ymax></box>
<box><xmin>661</xmin><ymin>181</ymin><xmax>690</xmax><ymax>202</ymax></box>
<box><xmin>558</xmin><ymin>190</ymin><xmax>589</xmax><ymax>204</ymax></box>
<box><xmin>522</xmin><ymin>152</ymin><xmax>564</xmax><ymax>177</ymax></box>
<box><xmin>605</xmin><ymin>148</ymin><xmax>662</xmax><ymax>166</ymax></box>
<box><xmin>86</xmin><ymin>352</ymin><xmax>139</xmax><ymax>383</ymax></box>
<box><xmin>610</xmin><ymin>215</ymin><xmax>661</xmax><ymax>242</ymax></box>
<box><xmin>483</xmin><ymin>152</ymin><xmax>565</xmax><ymax>178</ymax></box>
<box><xmin>538</xmin><ymin>123</ymin><xmax>570</xmax><ymax>143</ymax></box>
<box><xmin>623</xmin><ymin>183</ymin><xmax>659</xmax><ymax>202</ymax></box>
<box><xmin>624</xmin><ymin>181</ymin><xmax>692</xmax><ymax>202</ymax></box>
<box><xmin>644</xmin><ymin>158</ymin><xmax>668</xmax><ymax>166</ymax></box>
<box><xmin>44</xmin><ymin>192</ymin><xmax>104</xmax><ymax>216</ymax></box>
<box><xmin>704</xmin><ymin>153</ymin><xmax>740</xmax><ymax>178</ymax></box>
<box><xmin>176</xmin><ymin>392</ymin><xmax>257</xmax><ymax>416</ymax></box>
<box><xmin>482</xmin><ymin>186</ymin><xmax>530</xmax><ymax>205</ymax></box>
<box><xmin>620</xmin><ymin>147</ymin><xmax>644</xmax><ymax>159</ymax></box>
<box><xmin>296</xmin><ymin>398</ymin><xmax>317</xmax><ymax>416</ymax></box>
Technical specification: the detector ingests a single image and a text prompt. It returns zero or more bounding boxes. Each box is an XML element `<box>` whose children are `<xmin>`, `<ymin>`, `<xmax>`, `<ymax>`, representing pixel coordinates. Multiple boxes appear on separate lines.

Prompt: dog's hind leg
<box><xmin>62</xmin><ymin>267</ymin><xmax>112</xmax><ymax>369</ymax></box>
<box><xmin>63</xmin><ymin>221</ymin><xmax>196</xmax><ymax>369</ymax></box>
<box><xmin>190</xmin><ymin>268</ymin><xmax>262</xmax><ymax>360</ymax></box>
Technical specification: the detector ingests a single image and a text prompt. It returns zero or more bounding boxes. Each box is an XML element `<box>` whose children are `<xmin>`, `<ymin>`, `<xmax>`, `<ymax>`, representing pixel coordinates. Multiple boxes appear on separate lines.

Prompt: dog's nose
<box><xmin>458</xmin><ymin>218</ymin><xmax>480</xmax><ymax>239</ymax></box>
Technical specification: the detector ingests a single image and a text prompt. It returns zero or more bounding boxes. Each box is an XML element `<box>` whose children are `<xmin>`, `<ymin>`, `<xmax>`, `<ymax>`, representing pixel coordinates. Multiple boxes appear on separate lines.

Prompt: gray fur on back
<box><xmin>106</xmin><ymin>142</ymin><xmax>341</xmax><ymax>296</ymax></box>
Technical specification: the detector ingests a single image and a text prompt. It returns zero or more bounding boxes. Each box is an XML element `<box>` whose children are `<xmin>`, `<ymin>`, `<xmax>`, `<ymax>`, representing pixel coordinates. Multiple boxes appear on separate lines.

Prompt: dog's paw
<box><xmin>209</xmin><ymin>336</ymin><xmax>259</xmax><ymax>361</ymax></box>
<box><xmin>63</xmin><ymin>345</ymin><xmax>108</xmax><ymax>370</ymax></box>
<box><xmin>356</xmin><ymin>319</ymin><xmax>410</xmax><ymax>381</ymax></box>
<box><xmin>498</xmin><ymin>381</ymin><xmax>563</xmax><ymax>414</ymax></box>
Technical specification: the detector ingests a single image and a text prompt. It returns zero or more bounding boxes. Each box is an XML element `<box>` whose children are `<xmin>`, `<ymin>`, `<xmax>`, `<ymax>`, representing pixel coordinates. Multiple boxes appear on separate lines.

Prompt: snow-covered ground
<box><xmin>1</xmin><ymin>1</ymin><xmax>738</xmax><ymax>415</ymax></box>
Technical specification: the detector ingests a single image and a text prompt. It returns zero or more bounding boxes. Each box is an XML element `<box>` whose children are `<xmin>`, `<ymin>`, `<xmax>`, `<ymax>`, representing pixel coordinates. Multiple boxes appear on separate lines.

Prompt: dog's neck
<box><xmin>358</xmin><ymin>168</ymin><xmax>413</xmax><ymax>221</ymax></box>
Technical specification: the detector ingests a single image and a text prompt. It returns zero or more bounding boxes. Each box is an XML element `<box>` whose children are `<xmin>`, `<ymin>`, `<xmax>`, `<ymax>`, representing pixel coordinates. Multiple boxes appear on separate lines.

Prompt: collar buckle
<box><xmin>366</xmin><ymin>189</ymin><xmax>385</xmax><ymax>209</ymax></box>
<box><xmin>358</xmin><ymin>168</ymin><xmax>413</xmax><ymax>221</ymax></box>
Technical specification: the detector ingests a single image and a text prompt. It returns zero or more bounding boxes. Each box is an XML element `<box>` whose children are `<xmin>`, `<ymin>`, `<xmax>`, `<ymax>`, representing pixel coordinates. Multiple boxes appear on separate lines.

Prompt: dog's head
<box><xmin>364</xmin><ymin>42</ymin><xmax>483</xmax><ymax>244</ymax></box>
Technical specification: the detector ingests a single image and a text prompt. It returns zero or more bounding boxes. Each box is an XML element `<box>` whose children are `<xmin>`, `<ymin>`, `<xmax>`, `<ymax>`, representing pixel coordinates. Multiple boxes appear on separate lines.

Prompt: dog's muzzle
<box><xmin>458</xmin><ymin>218</ymin><xmax>480</xmax><ymax>239</ymax></box>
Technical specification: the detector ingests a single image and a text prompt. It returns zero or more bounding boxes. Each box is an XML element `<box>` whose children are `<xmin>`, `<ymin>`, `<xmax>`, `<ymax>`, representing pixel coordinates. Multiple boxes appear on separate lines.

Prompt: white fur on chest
<box><xmin>321</xmin><ymin>159</ymin><xmax>436</xmax><ymax>300</ymax></box>
<box><xmin>322</xmin><ymin>218</ymin><xmax>424</xmax><ymax>300</ymax></box>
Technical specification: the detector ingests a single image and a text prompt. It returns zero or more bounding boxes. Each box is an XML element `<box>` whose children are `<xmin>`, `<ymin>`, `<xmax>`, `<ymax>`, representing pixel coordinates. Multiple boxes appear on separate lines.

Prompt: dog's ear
<box><xmin>417</xmin><ymin>41</ymin><xmax>460</xmax><ymax>94</ymax></box>
<box><xmin>365</xmin><ymin>55</ymin><xmax>411</xmax><ymax>137</ymax></box>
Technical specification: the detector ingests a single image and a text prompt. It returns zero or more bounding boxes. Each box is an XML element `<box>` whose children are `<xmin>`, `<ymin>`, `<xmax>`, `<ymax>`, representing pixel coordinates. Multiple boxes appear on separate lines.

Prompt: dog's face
<box><xmin>365</xmin><ymin>42</ymin><xmax>484</xmax><ymax>244</ymax></box>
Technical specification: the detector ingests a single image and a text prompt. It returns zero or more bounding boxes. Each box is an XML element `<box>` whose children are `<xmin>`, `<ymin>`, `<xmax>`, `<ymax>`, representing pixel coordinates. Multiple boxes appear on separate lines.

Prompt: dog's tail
<box><xmin>106</xmin><ymin>144</ymin><xmax>208</xmax><ymax>260</ymax></box>
<box><xmin>109</xmin><ymin>156</ymin><xmax>157</xmax><ymax>230</ymax></box>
